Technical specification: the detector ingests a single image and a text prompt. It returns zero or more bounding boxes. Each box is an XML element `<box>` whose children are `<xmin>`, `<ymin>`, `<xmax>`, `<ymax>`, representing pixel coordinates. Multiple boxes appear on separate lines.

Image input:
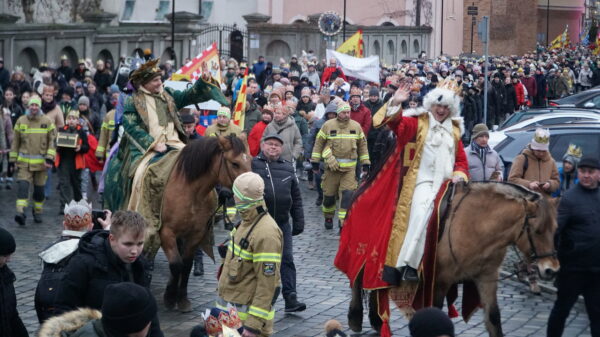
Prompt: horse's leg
<box><xmin>433</xmin><ymin>281</ymin><xmax>450</xmax><ymax>309</ymax></box>
<box><xmin>474</xmin><ymin>278</ymin><xmax>504</xmax><ymax>337</ymax></box>
<box><xmin>348</xmin><ymin>270</ymin><xmax>364</xmax><ymax>332</ymax></box>
<box><xmin>368</xmin><ymin>290</ymin><xmax>382</xmax><ymax>333</ymax></box>
<box><xmin>176</xmin><ymin>238</ymin><xmax>198</xmax><ymax>313</ymax></box>
<box><xmin>161</xmin><ymin>227</ymin><xmax>183</xmax><ymax>310</ymax></box>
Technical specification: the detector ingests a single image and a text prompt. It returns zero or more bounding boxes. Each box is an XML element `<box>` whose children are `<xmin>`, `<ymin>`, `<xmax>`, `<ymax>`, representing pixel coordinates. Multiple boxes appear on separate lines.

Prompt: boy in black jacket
<box><xmin>0</xmin><ymin>227</ymin><xmax>29</xmax><ymax>337</ymax></box>
<box><xmin>55</xmin><ymin>210</ymin><xmax>164</xmax><ymax>337</ymax></box>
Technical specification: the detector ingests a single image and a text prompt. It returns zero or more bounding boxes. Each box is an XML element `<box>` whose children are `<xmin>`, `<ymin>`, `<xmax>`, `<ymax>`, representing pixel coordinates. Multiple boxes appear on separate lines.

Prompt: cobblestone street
<box><xmin>1</xmin><ymin>176</ymin><xmax>592</xmax><ymax>337</ymax></box>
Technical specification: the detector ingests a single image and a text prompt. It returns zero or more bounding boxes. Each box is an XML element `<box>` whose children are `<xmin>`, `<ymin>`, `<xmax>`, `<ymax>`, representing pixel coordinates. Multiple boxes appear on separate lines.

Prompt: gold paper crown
<box><xmin>533</xmin><ymin>128</ymin><xmax>550</xmax><ymax>145</ymax></box>
<box><xmin>67</xmin><ymin>110</ymin><xmax>80</xmax><ymax>118</ymax></box>
<box><xmin>78</xmin><ymin>59</ymin><xmax>85</xmax><ymax>64</ymax></box>
<box><xmin>566</xmin><ymin>144</ymin><xmax>582</xmax><ymax>158</ymax></box>
<box><xmin>61</xmin><ymin>55</ymin><xmax>68</xmax><ymax>60</ymax></box>
<box><xmin>130</xmin><ymin>58</ymin><xmax>162</xmax><ymax>85</ymax></box>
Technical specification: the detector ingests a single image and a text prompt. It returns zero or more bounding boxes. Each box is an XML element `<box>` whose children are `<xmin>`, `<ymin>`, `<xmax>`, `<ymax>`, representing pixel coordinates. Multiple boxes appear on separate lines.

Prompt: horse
<box><xmin>348</xmin><ymin>181</ymin><xmax>560</xmax><ymax>337</ymax></box>
<box><xmin>152</xmin><ymin>135</ymin><xmax>251</xmax><ymax>312</ymax></box>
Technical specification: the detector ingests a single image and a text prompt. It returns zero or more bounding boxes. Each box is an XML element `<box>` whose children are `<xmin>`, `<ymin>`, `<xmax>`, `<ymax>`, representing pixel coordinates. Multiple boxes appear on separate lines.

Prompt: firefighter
<box><xmin>204</xmin><ymin>106</ymin><xmax>242</xmax><ymax>137</ymax></box>
<box><xmin>10</xmin><ymin>96</ymin><xmax>57</xmax><ymax>225</ymax></box>
<box><xmin>95</xmin><ymin>108</ymin><xmax>115</xmax><ymax>160</ymax></box>
<box><xmin>311</xmin><ymin>101</ymin><xmax>369</xmax><ymax>230</ymax></box>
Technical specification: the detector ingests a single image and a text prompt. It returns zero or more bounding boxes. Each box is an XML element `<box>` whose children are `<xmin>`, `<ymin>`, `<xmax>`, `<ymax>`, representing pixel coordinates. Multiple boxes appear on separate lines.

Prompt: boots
<box><xmin>284</xmin><ymin>293</ymin><xmax>306</xmax><ymax>312</ymax></box>
<box><xmin>33</xmin><ymin>213</ymin><xmax>43</xmax><ymax>223</ymax></box>
<box><xmin>324</xmin><ymin>218</ymin><xmax>333</xmax><ymax>230</ymax></box>
<box><xmin>315</xmin><ymin>194</ymin><xmax>323</xmax><ymax>206</ymax></box>
<box><xmin>193</xmin><ymin>250</ymin><xmax>204</xmax><ymax>276</ymax></box>
<box><xmin>15</xmin><ymin>212</ymin><xmax>26</xmax><ymax>226</ymax></box>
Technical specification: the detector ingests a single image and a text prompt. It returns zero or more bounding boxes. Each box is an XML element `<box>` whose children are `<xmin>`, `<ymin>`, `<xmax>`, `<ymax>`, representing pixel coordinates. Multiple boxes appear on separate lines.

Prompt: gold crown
<box><xmin>533</xmin><ymin>129</ymin><xmax>550</xmax><ymax>144</ymax></box>
<box><xmin>566</xmin><ymin>144</ymin><xmax>582</xmax><ymax>158</ymax></box>
<box><xmin>61</xmin><ymin>55</ymin><xmax>68</xmax><ymax>60</ymax></box>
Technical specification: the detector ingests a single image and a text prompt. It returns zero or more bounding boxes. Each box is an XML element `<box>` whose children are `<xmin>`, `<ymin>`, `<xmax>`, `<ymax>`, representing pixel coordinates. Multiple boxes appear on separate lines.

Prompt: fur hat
<box><xmin>130</xmin><ymin>58</ymin><xmax>162</xmax><ymax>86</ymax></box>
<box><xmin>0</xmin><ymin>227</ymin><xmax>16</xmax><ymax>256</ymax></box>
<box><xmin>423</xmin><ymin>88</ymin><xmax>461</xmax><ymax>118</ymax></box>
<box><xmin>530</xmin><ymin>128</ymin><xmax>550</xmax><ymax>151</ymax></box>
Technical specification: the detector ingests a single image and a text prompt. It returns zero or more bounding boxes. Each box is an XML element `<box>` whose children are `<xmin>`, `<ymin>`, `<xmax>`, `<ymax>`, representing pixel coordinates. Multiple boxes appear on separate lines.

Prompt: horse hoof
<box><xmin>164</xmin><ymin>294</ymin><xmax>177</xmax><ymax>310</ymax></box>
<box><xmin>348</xmin><ymin>309</ymin><xmax>363</xmax><ymax>332</ymax></box>
<box><xmin>178</xmin><ymin>298</ymin><xmax>193</xmax><ymax>313</ymax></box>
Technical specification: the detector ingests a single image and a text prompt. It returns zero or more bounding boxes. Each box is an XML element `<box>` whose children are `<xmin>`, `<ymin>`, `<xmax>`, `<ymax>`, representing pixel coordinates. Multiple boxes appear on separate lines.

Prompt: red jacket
<box><xmin>321</xmin><ymin>66</ymin><xmax>347</xmax><ymax>86</ymax></box>
<box><xmin>521</xmin><ymin>76</ymin><xmax>537</xmax><ymax>99</ymax></box>
<box><xmin>350</xmin><ymin>103</ymin><xmax>372</xmax><ymax>135</ymax></box>
<box><xmin>248</xmin><ymin>121</ymin><xmax>268</xmax><ymax>156</ymax></box>
<box><xmin>515</xmin><ymin>82</ymin><xmax>526</xmax><ymax>107</ymax></box>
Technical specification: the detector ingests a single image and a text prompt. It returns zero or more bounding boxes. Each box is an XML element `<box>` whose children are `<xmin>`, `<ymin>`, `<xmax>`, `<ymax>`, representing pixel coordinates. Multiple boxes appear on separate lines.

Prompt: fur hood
<box><xmin>38</xmin><ymin>308</ymin><xmax>102</xmax><ymax>337</ymax></box>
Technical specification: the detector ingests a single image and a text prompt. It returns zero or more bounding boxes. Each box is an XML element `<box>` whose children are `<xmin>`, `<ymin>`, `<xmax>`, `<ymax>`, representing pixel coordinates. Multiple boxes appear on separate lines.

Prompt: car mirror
<box><xmin>584</xmin><ymin>102</ymin><xmax>595</xmax><ymax>108</ymax></box>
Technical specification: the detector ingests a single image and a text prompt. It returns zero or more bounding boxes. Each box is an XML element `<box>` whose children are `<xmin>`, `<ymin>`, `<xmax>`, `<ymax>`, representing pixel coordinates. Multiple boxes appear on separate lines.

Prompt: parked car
<box><xmin>498</xmin><ymin>107</ymin><xmax>600</xmax><ymax>131</ymax></box>
<box><xmin>489</xmin><ymin>111</ymin><xmax>600</xmax><ymax>147</ymax></box>
<box><xmin>494</xmin><ymin>122</ymin><xmax>600</xmax><ymax>179</ymax></box>
<box><xmin>549</xmin><ymin>89</ymin><xmax>600</xmax><ymax>108</ymax></box>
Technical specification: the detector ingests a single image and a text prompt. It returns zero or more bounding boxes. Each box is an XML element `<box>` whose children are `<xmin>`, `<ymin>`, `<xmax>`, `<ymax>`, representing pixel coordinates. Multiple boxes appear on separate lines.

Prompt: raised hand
<box><xmin>391</xmin><ymin>82</ymin><xmax>412</xmax><ymax>106</ymax></box>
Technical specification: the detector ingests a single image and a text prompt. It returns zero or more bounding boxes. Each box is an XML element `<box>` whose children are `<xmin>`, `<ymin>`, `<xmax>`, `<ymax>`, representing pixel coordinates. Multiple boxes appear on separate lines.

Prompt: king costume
<box><xmin>104</xmin><ymin>59</ymin><xmax>228</xmax><ymax>211</ymax></box>
<box><xmin>335</xmin><ymin>87</ymin><xmax>469</xmax><ymax>290</ymax></box>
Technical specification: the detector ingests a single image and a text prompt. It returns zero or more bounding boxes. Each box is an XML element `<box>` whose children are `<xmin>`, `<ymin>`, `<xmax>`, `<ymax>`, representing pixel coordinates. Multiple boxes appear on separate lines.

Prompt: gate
<box><xmin>197</xmin><ymin>24</ymin><xmax>248</xmax><ymax>62</ymax></box>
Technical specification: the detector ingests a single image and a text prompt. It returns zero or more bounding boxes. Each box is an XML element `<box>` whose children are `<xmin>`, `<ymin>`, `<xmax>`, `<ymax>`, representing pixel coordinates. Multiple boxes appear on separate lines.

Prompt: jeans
<box><xmin>279</xmin><ymin>222</ymin><xmax>296</xmax><ymax>297</ymax></box>
<box><xmin>547</xmin><ymin>270</ymin><xmax>600</xmax><ymax>337</ymax></box>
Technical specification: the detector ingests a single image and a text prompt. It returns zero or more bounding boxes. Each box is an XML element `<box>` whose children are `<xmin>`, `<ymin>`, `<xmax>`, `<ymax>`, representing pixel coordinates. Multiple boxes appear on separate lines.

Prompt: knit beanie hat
<box><xmin>336</xmin><ymin>102</ymin><xmax>351</xmax><ymax>114</ymax></box>
<box><xmin>217</xmin><ymin>106</ymin><xmax>231</xmax><ymax>118</ymax></box>
<box><xmin>101</xmin><ymin>282</ymin><xmax>157</xmax><ymax>334</ymax></box>
<box><xmin>232</xmin><ymin>172</ymin><xmax>264</xmax><ymax>211</ymax></box>
<box><xmin>562</xmin><ymin>144</ymin><xmax>582</xmax><ymax>166</ymax></box>
<box><xmin>29</xmin><ymin>96</ymin><xmax>42</xmax><ymax>107</ymax></box>
<box><xmin>78</xmin><ymin>96</ymin><xmax>90</xmax><ymax>107</ymax></box>
<box><xmin>471</xmin><ymin>123</ymin><xmax>489</xmax><ymax>141</ymax></box>
<box><xmin>369</xmin><ymin>86</ymin><xmax>380</xmax><ymax>97</ymax></box>
<box><xmin>409</xmin><ymin>307</ymin><xmax>455</xmax><ymax>337</ymax></box>
<box><xmin>0</xmin><ymin>227</ymin><xmax>16</xmax><ymax>256</ymax></box>
<box><xmin>530</xmin><ymin>128</ymin><xmax>550</xmax><ymax>151</ymax></box>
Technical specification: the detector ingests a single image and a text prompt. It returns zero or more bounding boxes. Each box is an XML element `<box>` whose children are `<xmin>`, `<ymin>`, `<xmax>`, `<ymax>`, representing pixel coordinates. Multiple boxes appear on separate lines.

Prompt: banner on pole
<box><xmin>172</xmin><ymin>42</ymin><xmax>222</xmax><ymax>83</ymax></box>
<box><xmin>326</xmin><ymin>49</ymin><xmax>380</xmax><ymax>83</ymax></box>
<box><xmin>336</xmin><ymin>29</ymin><xmax>364</xmax><ymax>57</ymax></box>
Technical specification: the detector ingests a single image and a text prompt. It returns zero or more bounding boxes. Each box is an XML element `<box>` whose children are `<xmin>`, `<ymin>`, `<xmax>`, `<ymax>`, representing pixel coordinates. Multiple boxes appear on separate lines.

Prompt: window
<box><xmin>121</xmin><ymin>0</ymin><xmax>135</xmax><ymax>21</ymax></box>
<box><xmin>550</xmin><ymin>133</ymin><xmax>600</xmax><ymax>163</ymax></box>
<box><xmin>155</xmin><ymin>0</ymin><xmax>171</xmax><ymax>20</ymax></box>
<box><xmin>583</xmin><ymin>95</ymin><xmax>600</xmax><ymax>108</ymax></box>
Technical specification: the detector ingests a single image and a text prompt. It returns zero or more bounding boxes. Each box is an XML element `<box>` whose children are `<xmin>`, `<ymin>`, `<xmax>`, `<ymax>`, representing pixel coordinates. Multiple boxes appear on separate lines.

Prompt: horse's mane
<box><xmin>468</xmin><ymin>181</ymin><xmax>541</xmax><ymax>202</ymax></box>
<box><xmin>174</xmin><ymin>135</ymin><xmax>246</xmax><ymax>183</ymax></box>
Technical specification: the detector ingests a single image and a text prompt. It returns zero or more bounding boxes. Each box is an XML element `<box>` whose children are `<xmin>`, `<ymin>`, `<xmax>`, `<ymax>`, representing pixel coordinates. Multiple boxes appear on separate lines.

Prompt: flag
<box><xmin>593</xmin><ymin>35</ymin><xmax>600</xmax><ymax>55</ymax></box>
<box><xmin>549</xmin><ymin>26</ymin><xmax>569</xmax><ymax>50</ymax></box>
<box><xmin>326</xmin><ymin>49</ymin><xmax>380</xmax><ymax>83</ymax></box>
<box><xmin>336</xmin><ymin>29</ymin><xmax>364</xmax><ymax>58</ymax></box>
<box><xmin>172</xmin><ymin>42</ymin><xmax>221</xmax><ymax>83</ymax></box>
<box><xmin>232</xmin><ymin>72</ymin><xmax>248</xmax><ymax>129</ymax></box>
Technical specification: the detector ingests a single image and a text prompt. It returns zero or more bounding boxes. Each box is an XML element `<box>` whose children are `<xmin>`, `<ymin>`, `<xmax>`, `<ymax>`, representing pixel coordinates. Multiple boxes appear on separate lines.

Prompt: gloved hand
<box><xmin>362</xmin><ymin>164</ymin><xmax>370</xmax><ymax>173</ymax></box>
<box><xmin>311</xmin><ymin>162</ymin><xmax>321</xmax><ymax>174</ymax></box>
<box><xmin>292</xmin><ymin>222</ymin><xmax>304</xmax><ymax>236</ymax></box>
<box><xmin>325</xmin><ymin>155</ymin><xmax>340</xmax><ymax>171</ymax></box>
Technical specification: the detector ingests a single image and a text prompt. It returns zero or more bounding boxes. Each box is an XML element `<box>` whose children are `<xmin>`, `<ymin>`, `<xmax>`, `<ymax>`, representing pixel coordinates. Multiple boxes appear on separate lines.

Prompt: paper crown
<box><xmin>60</xmin><ymin>54</ymin><xmax>68</xmax><ymax>60</ymax></box>
<box><xmin>64</xmin><ymin>200</ymin><xmax>92</xmax><ymax>230</ymax></box>
<box><xmin>67</xmin><ymin>110</ymin><xmax>80</xmax><ymax>118</ymax></box>
<box><xmin>533</xmin><ymin>128</ymin><xmax>550</xmax><ymax>144</ymax></box>
<box><xmin>565</xmin><ymin>143</ymin><xmax>582</xmax><ymax>158</ymax></box>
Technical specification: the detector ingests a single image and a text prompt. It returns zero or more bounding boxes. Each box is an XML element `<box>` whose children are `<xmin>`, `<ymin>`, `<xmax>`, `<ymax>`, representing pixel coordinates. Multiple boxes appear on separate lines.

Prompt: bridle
<box><xmin>214</xmin><ymin>150</ymin><xmax>236</xmax><ymax>185</ymax></box>
<box><xmin>514</xmin><ymin>199</ymin><xmax>557</xmax><ymax>261</ymax></box>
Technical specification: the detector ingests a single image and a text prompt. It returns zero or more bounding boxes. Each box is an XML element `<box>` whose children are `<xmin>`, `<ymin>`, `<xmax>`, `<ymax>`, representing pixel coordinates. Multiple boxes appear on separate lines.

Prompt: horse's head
<box><xmin>216</xmin><ymin>134</ymin><xmax>251</xmax><ymax>188</ymax></box>
<box><xmin>516</xmin><ymin>196</ymin><xmax>560</xmax><ymax>281</ymax></box>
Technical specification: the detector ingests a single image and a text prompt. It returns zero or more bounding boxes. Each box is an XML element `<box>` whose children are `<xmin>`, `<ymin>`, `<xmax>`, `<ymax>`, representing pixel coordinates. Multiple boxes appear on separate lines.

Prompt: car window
<box><xmin>494</xmin><ymin>133</ymin><xmax>531</xmax><ymax>161</ymax></box>
<box><xmin>550</xmin><ymin>133</ymin><xmax>599</xmax><ymax>163</ymax></box>
<box><xmin>534</xmin><ymin>117</ymin><xmax>578</xmax><ymax>126</ymax></box>
<box><xmin>556</xmin><ymin>91</ymin><xmax>598</xmax><ymax>104</ymax></box>
<box><xmin>582</xmin><ymin>96</ymin><xmax>600</xmax><ymax>108</ymax></box>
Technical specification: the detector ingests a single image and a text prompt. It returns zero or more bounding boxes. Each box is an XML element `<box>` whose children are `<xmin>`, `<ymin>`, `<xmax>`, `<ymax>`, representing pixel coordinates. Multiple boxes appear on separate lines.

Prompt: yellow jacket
<box><xmin>311</xmin><ymin>117</ymin><xmax>370</xmax><ymax>171</ymax></box>
<box><xmin>205</xmin><ymin>121</ymin><xmax>242</xmax><ymax>137</ymax></box>
<box><xmin>96</xmin><ymin>109</ymin><xmax>116</xmax><ymax>159</ymax></box>
<box><xmin>9</xmin><ymin>113</ymin><xmax>56</xmax><ymax>171</ymax></box>
<box><xmin>218</xmin><ymin>207</ymin><xmax>282</xmax><ymax>335</ymax></box>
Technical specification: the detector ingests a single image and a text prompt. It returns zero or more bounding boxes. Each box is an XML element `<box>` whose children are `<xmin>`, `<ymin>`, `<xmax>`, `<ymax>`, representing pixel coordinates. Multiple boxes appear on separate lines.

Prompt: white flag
<box><xmin>326</xmin><ymin>49</ymin><xmax>380</xmax><ymax>83</ymax></box>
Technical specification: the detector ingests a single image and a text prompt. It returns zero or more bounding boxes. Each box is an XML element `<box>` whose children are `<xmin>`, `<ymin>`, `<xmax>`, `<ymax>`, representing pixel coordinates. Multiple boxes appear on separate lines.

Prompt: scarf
<box><xmin>470</xmin><ymin>140</ymin><xmax>490</xmax><ymax>166</ymax></box>
<box><xmin>42</xmin><ymin>100</ymin><xmax>57</xmax><ymax>113</ymax></box>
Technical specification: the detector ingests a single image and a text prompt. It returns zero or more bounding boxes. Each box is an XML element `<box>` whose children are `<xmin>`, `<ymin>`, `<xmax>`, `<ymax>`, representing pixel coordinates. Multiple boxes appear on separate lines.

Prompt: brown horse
<box><xmin>349</xmin><ymin>181</ymin><xmax>560</xmax><ymax>337</ymax></box>
<box><xmin>157</xmin><ymin>135</ymin><xmax>250</xmax><ymax>312</ymax></box>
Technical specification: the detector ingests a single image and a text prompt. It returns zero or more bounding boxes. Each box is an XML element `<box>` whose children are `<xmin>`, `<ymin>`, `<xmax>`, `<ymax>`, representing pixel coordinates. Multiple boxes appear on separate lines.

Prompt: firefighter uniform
<box><xmin>95</xmin><ymin>108</ymin><xmax>115</xmax><ymax>159</ymax></box>
<box><xmin>9</xmin><ymin>109</ymin><xmax>57</xmax><ymax>223</ymax></box>
<box><xmin>218</xmin><ymin>172</ymin><xmax>283</xmax><ymax>337</ymax></box>
<box><xmin>311</xmin><ymin>102</ymin><xmax>369</xmax><ymax>228</ymax></box>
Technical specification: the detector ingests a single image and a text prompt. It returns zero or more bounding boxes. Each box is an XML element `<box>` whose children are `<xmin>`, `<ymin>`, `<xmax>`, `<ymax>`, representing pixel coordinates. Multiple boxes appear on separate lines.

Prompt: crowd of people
<box><xmin>0</xmin><ymin>42</ymin><xmax>599</xmax><ymax>337</ymax></box>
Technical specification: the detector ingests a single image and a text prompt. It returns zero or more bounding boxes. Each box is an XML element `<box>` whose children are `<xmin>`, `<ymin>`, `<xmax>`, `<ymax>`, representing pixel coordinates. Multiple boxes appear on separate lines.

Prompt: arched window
<box><xmin>59</xmin><ymin>46</ymin><xmax>78</xmax><ymax>68</ymax></box>
<box><xmin>16</xmin><ymin>47</ymin><xmax>40</xmax><ymax>73</ymax></box>
<box><xmin>161</xmin><ymin>47</ymin><xmax>177</xmax><ymax>68</ymax></box>
<box><xmin>372</xmin><ymin>40</ymin><xmax>381</xmax><ymax>57</ymax></box>
<box><xmin>413</xmin><ymin>40</ymin><xmax>420</xmax><ymax>57</ymax></box>
<box><xmin>97</xmin><ymin>49</ymin><xmax>115</xmax><ymax>70</ymax></box>
<box><xmin>132</xmin><ymin>48</ymin><xmax>145</xmax><ymax>58</ymax></box>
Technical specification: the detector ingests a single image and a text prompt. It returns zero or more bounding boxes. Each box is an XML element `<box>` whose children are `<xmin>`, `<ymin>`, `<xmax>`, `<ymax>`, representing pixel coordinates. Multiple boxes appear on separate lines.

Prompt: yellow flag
<box><xmin>337</xmin><ymin>29</ymin><xmax>364</xmax><ymax>58</ymax></box>
<box><xmin>232</xmin><ymin>74</ymin><xmax>248</xmax><ymax>130</ymax></box>
<box><xmin>549</xmin><ymin>26</ymin><xmax>569</xmax><ymax>50</ymax></box>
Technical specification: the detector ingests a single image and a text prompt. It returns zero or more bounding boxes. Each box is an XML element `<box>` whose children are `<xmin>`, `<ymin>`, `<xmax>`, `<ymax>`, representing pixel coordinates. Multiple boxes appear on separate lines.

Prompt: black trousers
<box><xmin>547</xmin><ymin>270</ymin><xmax>600</xmax><ymax>337</ymax></box>
<box><xmin>279</xmin><ymin>222</ymin><xmax>296</xmax><ymax>297</ymax></box>
<box><xmin>58</xmin><ymin>159</ymin><xmax>82</xmax><ymax>207</ymax></box>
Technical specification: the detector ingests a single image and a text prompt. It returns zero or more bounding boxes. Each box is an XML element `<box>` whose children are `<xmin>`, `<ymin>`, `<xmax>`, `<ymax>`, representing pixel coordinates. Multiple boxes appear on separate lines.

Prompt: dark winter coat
<box><xmin>54</xmin><ymin>230</ymin><xmax>163</xmax><ymax>337</ymax></box>
<box><xmin>0</xmin><ymin>265</ymin><xmax>29</xmax><ymax>337</ymax></box>
<box><xmin>364</xmin><ymin>98</ymin><xmax>384</xmax><ymax>159</ymax></box>
<box><xmin>555</xmin><ymin>183</ymin><xmax>600</xmax><ymax>272</ymax></box>
<box><xmin>534</xmin><ymin>74</ymin><xmax>547</xmax><ymax>103</ymax></box>
<box><xmin>92</xmin><ymin>71</ymin><xmax>112</xmax><ymax>94</ymax></box>
<box><xmin>252</xmin><ymin>153</ymin><xmax>305</xmax><ymax>235</ymax></box>
<box><xmin>505</xmin><ymin>83</ymin><xmax>518</xmax><ymax>112</ymax></box>
<box><xmin>488</xmin><ymin>81</ymin><xmax>507</xmax><ymax>122</ymax></box>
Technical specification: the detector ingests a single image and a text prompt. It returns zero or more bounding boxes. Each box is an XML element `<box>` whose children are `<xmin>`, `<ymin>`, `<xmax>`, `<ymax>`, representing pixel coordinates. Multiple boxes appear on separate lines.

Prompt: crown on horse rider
<box><xmin>130</xmin><ymin>58</ymin><xmax>162</xmax><ymax>86</ymax></box>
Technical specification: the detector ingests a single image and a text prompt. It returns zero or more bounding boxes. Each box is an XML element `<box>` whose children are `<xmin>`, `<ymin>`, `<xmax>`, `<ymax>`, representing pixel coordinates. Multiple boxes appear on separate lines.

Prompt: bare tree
<box><xmin>21</xmin><ymin>0</ymin><xmax>34</xmax><ymax>23</ymax></box>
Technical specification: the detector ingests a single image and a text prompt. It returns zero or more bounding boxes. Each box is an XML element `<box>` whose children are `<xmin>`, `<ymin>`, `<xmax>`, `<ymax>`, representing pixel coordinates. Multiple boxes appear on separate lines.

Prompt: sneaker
<box><xmin>284</xmin><ymin>293</ymin><xmax>306</xmax><ymax>312</ymax></box>
<box><xmin>15</xmin><ymin>213</ymin><xmax>26</xmax><ymax>226</ymax></box>
<box><xmin>324</xmin><ymin>218</ymin><xmax>333</xmax><ymax>230</ymax></box>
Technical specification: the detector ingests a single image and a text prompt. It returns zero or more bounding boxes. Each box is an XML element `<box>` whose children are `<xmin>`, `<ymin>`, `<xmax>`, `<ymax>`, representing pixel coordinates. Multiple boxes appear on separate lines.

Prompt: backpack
<box><xmin>34</xmin><ymin>248</ymin><xmax>77</xmax><ymax>322</ymax></box>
